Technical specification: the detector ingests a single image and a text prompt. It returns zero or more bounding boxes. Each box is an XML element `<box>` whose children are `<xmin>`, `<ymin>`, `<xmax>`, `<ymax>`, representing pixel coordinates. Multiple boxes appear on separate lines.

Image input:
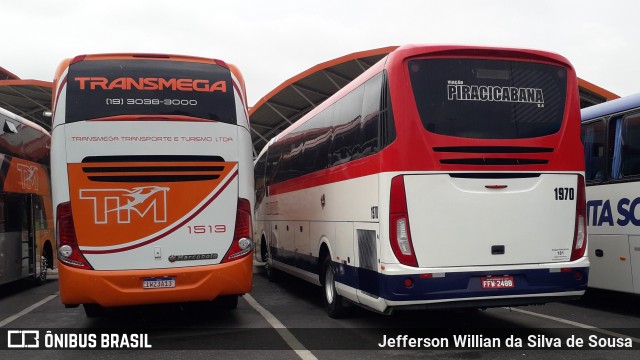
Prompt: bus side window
<box><xmin>360</xmin><ymin>73</ymin><xmax>383</xmax><ymax>158</ymax></box>
<box><xmin>33</xmin><ymin>195</ymin><xmax>47</xmax><ymax>230</ymax></box>
<box><xmin>302</xmin><ymin>110</ymin><xmax>332</xmax><ymax>174</ymax></box>
<box><xmin>331</xmin><ymin>87</ymin><xmax>364</xmax><ymax>166</ymax></box>
<box><xmin>254</xmin><ymin>152</ymin><xmax>267</xmax><ymax>210</ymax></box>
<box><xmin>581</xmin><ymin>119</ymin><xmax>606</xmax><ymax>182</ymax></box>
<box><xmin>618</xmin><ymin>112</ymin><xmax>640</xmax><ymax>178</ymax></box>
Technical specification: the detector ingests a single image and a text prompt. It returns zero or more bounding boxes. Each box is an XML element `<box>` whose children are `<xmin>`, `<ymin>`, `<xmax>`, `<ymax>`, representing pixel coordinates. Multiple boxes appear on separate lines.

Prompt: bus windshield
<box><xmin>408</xmin><ymin>58</ymin><xmax>567</xmax><ymax>139</ymax></box>
<box><xmin>66</xmin><ymin>59</ymin><xmax>237</xmax><ymax>124</ymax></box>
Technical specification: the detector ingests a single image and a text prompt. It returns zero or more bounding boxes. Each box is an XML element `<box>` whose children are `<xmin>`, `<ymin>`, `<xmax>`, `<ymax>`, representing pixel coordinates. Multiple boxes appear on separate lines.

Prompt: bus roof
<box><xmin>249</xmin><ymin>45</ymin><xmax>618</xmax><ymax>155</ymax></box>
<box><xmin>581</xmin><ymin>92</ymin><xmax>640</xmax><ymax>122</ymax></box>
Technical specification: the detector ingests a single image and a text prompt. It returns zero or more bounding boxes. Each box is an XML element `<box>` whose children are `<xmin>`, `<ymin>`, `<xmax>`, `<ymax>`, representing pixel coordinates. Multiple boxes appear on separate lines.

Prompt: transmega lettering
<box><xmin>74</xmin><ymin>77</ymin><xmax>227</xmax><ymax>92</ymax></box>
<box><xmin>587</xmin><ymin>197</ymin><xmax>640</xmax><ymax>226</ymax></box>
<box><xmin>447</xmin><ymin>81</ymin><xmax>544</xmax><ymax>104</ymax></box>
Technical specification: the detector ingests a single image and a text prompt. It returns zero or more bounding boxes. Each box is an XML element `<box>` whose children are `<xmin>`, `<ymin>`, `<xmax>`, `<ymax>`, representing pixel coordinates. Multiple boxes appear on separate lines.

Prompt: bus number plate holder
<box><xmin>143</xmin><ymin>277</ymin><xmax>176</xmax><ymax>289</ymax></box>
<box><xmin>481</xmin><ymin>275</ymin><xmax>514</xmax><ymax>289</ymax></box>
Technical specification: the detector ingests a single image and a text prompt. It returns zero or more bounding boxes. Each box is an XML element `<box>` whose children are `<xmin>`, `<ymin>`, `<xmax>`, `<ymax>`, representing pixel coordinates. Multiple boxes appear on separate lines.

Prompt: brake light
<box><xmin>222</xmin><ymin>198</ymin><xmax>253</xmax><ymax>262</ymax></box>
<box><xmin>56</xmin><ymin>202</ymin><xmax>92</xmax><ymax>269</ymax></box>
<box><xmin>570</xmin><ymin>175</ymin><xmax>587</xmax><ymax>261</ymax></box>
<box><xmin>389</xmin><ymin>176</ymin><xmax>418</xmax><ymax>267</ymax></box>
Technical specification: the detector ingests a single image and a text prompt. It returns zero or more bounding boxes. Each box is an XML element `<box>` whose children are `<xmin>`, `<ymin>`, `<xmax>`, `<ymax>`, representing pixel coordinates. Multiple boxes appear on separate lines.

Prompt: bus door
<box><xmin>0</xmin><ymin>194</ymin><xmax>34</xmax><ymax>284</ymax></box>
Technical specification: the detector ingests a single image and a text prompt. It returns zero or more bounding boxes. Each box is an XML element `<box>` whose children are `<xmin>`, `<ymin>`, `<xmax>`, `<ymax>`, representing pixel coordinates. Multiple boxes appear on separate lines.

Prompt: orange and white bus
<box><xmin>0</xmin><ymin>106</ymin><xmax>55</xmax><ymax>286</ymax></box>
<box><xmin>51</xmin><ymin>54</ymin><xmax>254</xmax><ymax>316</ymax></box>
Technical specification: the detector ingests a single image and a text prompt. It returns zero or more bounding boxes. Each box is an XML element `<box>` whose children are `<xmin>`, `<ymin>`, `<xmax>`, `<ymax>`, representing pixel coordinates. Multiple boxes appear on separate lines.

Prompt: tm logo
<box><xmin>79</xmin><ymin>186</ymin><xmax>170</xmax><ymax>224</ymax></box>
<box><xmin>16</xmin><ymin>164</ymin><xmax>39</xmax><ymax>190</ymax></box>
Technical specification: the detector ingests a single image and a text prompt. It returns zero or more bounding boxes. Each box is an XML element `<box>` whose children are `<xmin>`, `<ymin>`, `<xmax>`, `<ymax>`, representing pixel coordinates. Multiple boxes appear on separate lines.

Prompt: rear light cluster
<box><xmin>222</xmin><ymin>198</ymin><xmax>253</xmax><ymax>263</ymax></box>
<box><xmin>389</xmin><ymin>176</ymin><xmax>418</xmax><ymax>267</ymax></box>
<box><xmin>570</xmin><ymin>175</ymin><xmax>587</xmax><ymax>261</ymax></box>
<box><xmin>56</xmin><ymin>202</ymin><xmax>92</xmax><ymax>270</ymax></box>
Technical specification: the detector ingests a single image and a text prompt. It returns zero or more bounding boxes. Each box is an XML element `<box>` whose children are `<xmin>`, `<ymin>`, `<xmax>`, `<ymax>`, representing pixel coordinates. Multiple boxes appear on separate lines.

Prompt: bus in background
<box><xmin>581</xmin><ymin>93</ymin><xmax>640</xmax><ymax>294</ymax></box>
<box><xmin>0</xmin><ymin>106</ymin><xmax>55</xmax><ymax>286</ymax></box>
<box><xmin>254</xmin><ymin>44</ymin><xmax>588</xmax><ymax>317</ymax></box>
<box><xmin>51</xmin><ymin>54</ymin><xmax>254</xmax><ymax>316</ymax></box>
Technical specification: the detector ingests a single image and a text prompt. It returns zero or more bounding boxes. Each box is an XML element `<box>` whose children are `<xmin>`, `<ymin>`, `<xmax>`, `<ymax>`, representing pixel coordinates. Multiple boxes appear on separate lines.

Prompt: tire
<box><xmin>216</xmin><ymin>295</ymin><xmax>238</xmax><ymax>310</ymax></box>
<box><xmin>34</xmin><ymin>255</ymin><xmax>48</xmax><ymax>285</ymax></box>
<box><xmin>260</xmin><ymin>238</ymin><xmax>268</xmax><ymax>262</ymax></box>
<box><xmin>83</xmin><ymin>304</ymin><xmax>106</xmax><ymax>318</ymax></box>
<box><xmin>321</xmin><ymin>256</ymin><xmax>351</xmax><ymax>318</ymax></box>
<box><xmin>264</xmin><ymin>247</ymin><xmax>279</xmax><ymax>282</ymax></box>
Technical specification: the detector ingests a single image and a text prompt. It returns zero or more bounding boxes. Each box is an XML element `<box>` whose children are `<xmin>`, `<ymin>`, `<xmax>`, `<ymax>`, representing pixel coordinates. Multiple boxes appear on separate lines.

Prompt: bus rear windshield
<box><xmin>409</xmin><ymin>59</ymin><xmax>567</xmax><ymax>139</ymax></box>
<box><xmin>66</xmin><ymin>59</ymin><xmax>237</xmax><ymax>124</ymax></box>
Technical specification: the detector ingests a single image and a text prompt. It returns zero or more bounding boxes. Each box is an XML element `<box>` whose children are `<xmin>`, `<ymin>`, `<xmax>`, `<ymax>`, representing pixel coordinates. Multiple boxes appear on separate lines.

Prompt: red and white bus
<box><xmin>0</xmin><ymin>106</ymin><xmax>55</xmax><ymax>286</ymax></box>
<box><xmin>254</xmin><ymin>45</ymin><xmax>589</xmax><ymax>317</ymax></box>
<box><xmin>51</xmin><ymin>54</ymin><xmax>254</xmax><ymax>316</ymax></box>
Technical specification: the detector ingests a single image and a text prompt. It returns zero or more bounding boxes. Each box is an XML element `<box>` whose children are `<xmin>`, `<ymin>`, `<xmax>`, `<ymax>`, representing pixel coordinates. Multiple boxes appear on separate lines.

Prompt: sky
<box><xmin>2</xmin><ymin>0</ymin><xmax>638</xmax><ymax>106</ymax></box>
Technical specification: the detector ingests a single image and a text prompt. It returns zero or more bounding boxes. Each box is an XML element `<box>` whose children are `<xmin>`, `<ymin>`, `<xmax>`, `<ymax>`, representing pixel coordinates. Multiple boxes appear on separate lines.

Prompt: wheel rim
<box><xmin>324</xmin><ymin>264</ymin><xmax>335</xmax><ymax>305</ymax></box>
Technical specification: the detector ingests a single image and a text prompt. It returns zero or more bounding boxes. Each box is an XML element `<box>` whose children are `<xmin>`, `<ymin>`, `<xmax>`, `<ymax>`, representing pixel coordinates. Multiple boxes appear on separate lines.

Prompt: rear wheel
<box><xmin>34</xmin><ymin>243</ymin><xmax>52</xmax><ymax>285</ymax></box>
<box><xmin>322</xmin><ymin>256</ymin><xmax>351</xmax><ymax>318</ymax></box>
<box><xmin>35</xmin><ymin>255</ymin><xmax>48</xmax><ymax>284</ymax></box>
<box><xmin>216</xmin><ymin>295</ymin><xmax>238</xmax><ymax>309</ymax></box>
<box><xmin>264</xmin><ymin>246</ymin><xmax>279</xmax><ymax>282</ymax></box>
<box><xmin>260</xmin><ymin>237</ymin><xmax>268</xmax><ymax>262</ymax></box>
<box><xmin>83</xmin><ymin>304</ymin><xmax>106</xmax><ymax>318</ymax></box>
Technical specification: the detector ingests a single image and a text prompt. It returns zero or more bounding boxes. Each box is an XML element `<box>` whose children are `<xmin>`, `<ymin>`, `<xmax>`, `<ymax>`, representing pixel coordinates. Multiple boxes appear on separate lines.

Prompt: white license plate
<box><xmin>481</xmin><ymin>276</ymin><xmax>514</xmax><ymax>289</ymax></box>
<box><xmin>143</xmin><ymin>277</ymin><xmax>176</xmax><ymax>289</ymax></box>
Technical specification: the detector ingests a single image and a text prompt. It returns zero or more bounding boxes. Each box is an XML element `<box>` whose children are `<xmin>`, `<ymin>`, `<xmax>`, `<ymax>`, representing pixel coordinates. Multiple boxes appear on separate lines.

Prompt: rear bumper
<box><xmin>380</xmin><ymin>266</ymin><xmax>589</xmax><ymax>304</ymax></box>
<box><xmin>58</xmin><ymin>255</ymin><xmax>253</xmax><ymax>307</ymax></box>
<box><xmin>335</xmin><ymin>259</ymin><xmax>589</xmax><ymax>313</ymax></box>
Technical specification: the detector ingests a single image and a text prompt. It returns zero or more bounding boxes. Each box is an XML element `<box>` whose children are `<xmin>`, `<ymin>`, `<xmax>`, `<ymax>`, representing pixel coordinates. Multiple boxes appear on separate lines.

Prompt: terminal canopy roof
<box><xmin>0</xmin><ymin>66</ymin><xmax>52</xmax><ymax>131</ymax></box>
<box><xmin>248</xmin><ymin>46</ymin><xmax>619</xmax><ymax>155</ymax></box>
<box><xmin>249</xmin><ymin>47</ymin><xmax>397</xmax><ymax>154</ymax></box>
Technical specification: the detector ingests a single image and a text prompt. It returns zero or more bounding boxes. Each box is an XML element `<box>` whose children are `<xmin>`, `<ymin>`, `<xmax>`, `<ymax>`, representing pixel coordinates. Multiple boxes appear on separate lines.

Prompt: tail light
<box><xmin>570</xmin><ymin>175</ymin><xmax>587</xmax><ymax>261</ymax></box>
<box><xmin>222</xmin><ymin>198</ymin><xmax>253</xmax><ymax>262</ymax></box>
<box><xmin>56</xmin><ymin>202</ymin><xmax>92</xmax><ymax>269</ymax></box>
<box><xmin>389</xmin><ymin>176</ymin><xmax>418</xmax><ymax>267</ymax></box>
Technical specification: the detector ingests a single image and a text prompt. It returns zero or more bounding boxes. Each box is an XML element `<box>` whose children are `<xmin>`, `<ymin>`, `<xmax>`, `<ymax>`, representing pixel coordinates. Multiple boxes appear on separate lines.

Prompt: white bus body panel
<box><xmin>403</xmin><ymin>173</ymin><xmax>578</xmax><ymax>267</ymax></box>
<box><xmin>56</xmin><ymin>120</ymin><xmax>243</xmax><ymax>271</ymax></box>
<box><xmin>586</xmin><ymin>182</ymin><xmax>640</xmax><ymax>294</ymax></box>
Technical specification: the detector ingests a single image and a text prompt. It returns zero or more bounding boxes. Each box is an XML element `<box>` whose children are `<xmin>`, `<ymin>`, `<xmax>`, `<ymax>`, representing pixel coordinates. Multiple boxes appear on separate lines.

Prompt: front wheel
<box><xmin>322</xmin><ymin>257</ymin><xmax>351</xmax><ymax>318</ymax></box>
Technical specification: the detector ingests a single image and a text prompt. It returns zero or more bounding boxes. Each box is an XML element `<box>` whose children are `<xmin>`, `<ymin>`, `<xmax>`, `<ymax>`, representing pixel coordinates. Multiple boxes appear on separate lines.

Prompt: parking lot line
<box><xmin>243</xmin><ymin>293</ymin><xmax>318</xmax><ymax>360</ymax></box>
<box><xmin>504</xmin><ymin>307</ymin><xmax>640</xmax><ymax>343</ymax></box>
<box><xmin>0</xmin><ymin>293</ymin><xmax>58</xmax><ymax>328</ymax></box>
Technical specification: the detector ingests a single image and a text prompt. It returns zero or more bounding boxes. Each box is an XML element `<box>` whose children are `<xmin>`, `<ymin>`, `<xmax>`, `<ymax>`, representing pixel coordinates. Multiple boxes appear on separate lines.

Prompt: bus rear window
<box><xmin>409</xmin><ymin>59</ymin><xmax>567</xmax><ymax>139</ymax></box>
<box><xmin>66</xmin><ymin>59</ymin><xmax>237</xmax><ymax>124</ymax></box>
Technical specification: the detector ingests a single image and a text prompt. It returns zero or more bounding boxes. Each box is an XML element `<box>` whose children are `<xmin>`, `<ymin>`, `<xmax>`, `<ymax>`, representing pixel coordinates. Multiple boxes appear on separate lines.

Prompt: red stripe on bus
<box><xmin>268</xmin><ymin>155</ymin><xmax>380</xmax><ymax>196</ymax></box>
